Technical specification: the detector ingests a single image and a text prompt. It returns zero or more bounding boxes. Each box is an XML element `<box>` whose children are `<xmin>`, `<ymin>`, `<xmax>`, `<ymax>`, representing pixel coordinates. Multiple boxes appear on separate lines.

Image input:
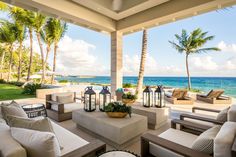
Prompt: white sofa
<box><xmin>0</xmin><ymin>118</ymin><xmax>105</xmax><ymax>157</ymax></box>
<box><xmin>141</xmin><ymin>121</ymin><xmax>236</xmax><ymax>157</ymax></box>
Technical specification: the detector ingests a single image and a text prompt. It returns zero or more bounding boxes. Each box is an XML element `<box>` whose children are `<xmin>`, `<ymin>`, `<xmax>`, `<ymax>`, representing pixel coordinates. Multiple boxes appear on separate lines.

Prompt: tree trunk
<box><xmin>17</xmin><ymin>42</ymin><xmax>23</xmax><ymax>82</ymax></box>
<box><xmin>0</xmin><ymin>48</ymin><xmax>6</xmax><ymax>79</ymax></box>
<box><xmin>186</xmin><ymin>54</ymin><xmax>191</xmax><ymax>90</ymax></box>
<box><xmin>43</xmin><ymin>45</ymin><xmax>50</xmax><ymax>84</ymax></box>
<box><xmin>51</xmin><ymin>43</ymin><xmax>58</xmax><ymax>84</ymax></box>
<box><xmin>36</xmin><ymin>32</ymin><xmax>45</xmax><ymax>84</ymax></box>
<box><xmin>136</xmin><ymin>29</ymin><xmax>148</xmax><ymax>99</ymax></box>
<box><xmin>7</xmin><ymin>44</ymin><xmax>13</xmax><ymax>82</ymax></box>
<box><xmin>27</xmin><ymin>28</ymin><xmax>33</xmax><ymax>81</ymax></box>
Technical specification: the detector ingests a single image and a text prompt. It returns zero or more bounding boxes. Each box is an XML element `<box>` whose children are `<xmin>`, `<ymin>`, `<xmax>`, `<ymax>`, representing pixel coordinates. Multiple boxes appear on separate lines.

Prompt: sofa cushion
<box><xmin>0</xmin><ymin>117</ymin><xmax>6</xmax><ymax>124</ymax></box>
<box><xmin>50</xmin><ymin>121</ymin><xmax>89</xmax><ymax>156</ymax></box>
<box><xmin>57</xmin><ymin>95</ymin><xmax>74</xmax><ymax>104</ymax></box>
<box><xmin>214</xmin><ymin>122</ymin><xmax>236</xmax><ymax>157</ymax></box>
<box><xmin>216</xmin><ymin>107</ymin><xmax>230</xmax><ymax>122</ymax></box>
<box><xmin>0</xmin><ymin>123</ymin><xmax>27</xmax><ymax>157</ymax></box>
<box><xmin>228</xmin><ymin>104</ymin><xmax>236</xmax><ymax>122</ymax></box>
<box><xmin>183</xmin><ymin>113</ymin><xmax>216</xmax><ymax>127</ymax></box>
<box><xmin>191</xmin><ymin>125</ymin><xmax>221</xmax><ymax>154</ymax></box>
<box><xmin>51</xmin><ymin>102</ymin><xmax>83</xmax><ymax>113</ymax></box>
<box><xmin>51</xmin><ymin>92</ymin><xmax>74</xmax><ymax>101</ymax></box>
<box><xmin>149</xmin><ymin>128</ymin><xmax>197</xmax><ymax>157</ymax></box>
<box><xmin>1</xmin><ymin>101</ymin><xmax>28</xmax><ymax>121</ymax></box>
<box><xmin>11</xmin><ymin>127</ymin><xmax>60</xmax><ymax>157</ymax></box>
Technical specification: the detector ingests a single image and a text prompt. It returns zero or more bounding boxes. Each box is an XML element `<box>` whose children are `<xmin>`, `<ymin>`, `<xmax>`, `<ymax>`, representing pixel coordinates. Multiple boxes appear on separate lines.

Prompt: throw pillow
<box><xmin>57</xmin><ymin>94</ymin><xmax>74</xmax><ymax>104</ymax></box>
<box><xmin>191</xmin><ymin>125</ymin><xmax>221</xmax><ymax>154</ymax></box>
<box><xmin>1</xmin><ymin>101</ymin><xmax>28</xmax><ymax>121</ymax></box>
<box><xmin>11</xmin><ymin>127</ymin><xmax>60</xmax><ymax>157</ymax></box>
<box><xmin>216</xmin><ymin>107</ymin><xmax>230</xmax><ymax>122</ymax></box>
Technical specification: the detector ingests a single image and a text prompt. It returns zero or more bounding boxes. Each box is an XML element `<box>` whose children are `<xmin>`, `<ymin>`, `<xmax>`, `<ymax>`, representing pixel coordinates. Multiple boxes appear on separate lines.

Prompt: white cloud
<box><xmin>190</xmin><ymin>56</ymin><xmax>218</xmax><ymax>71</ymax></box>
<box><xmin>56</xmin><ymin>36</ymin><xmax>108</xmax><ymax>75</ymax></box>
<box><xmin>218</xmin><ymin>41</ymin><xmax>236</xmax><ymax>53</ymax></box>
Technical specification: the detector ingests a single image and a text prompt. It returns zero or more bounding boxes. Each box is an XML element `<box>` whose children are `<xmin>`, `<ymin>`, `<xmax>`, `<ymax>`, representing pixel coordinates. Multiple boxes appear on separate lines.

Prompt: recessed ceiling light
<box><xmin>217</xmin><ymin>4</ymin><xmax>222</xmax><ymax>9</ymax></box>
<box><xmin>172</xmin><ymin>18</ymin><xmax>176</xmax><ymax>22</ymax></box>
<box><xmin>155</xmin><ymin>22</ymin><xmax>159</xmax><ymax>26</ymax></box>
<box><xmin>193</xmin><ymin>12</ymin><xmax>198</xmax><ymax>15</ymax></box>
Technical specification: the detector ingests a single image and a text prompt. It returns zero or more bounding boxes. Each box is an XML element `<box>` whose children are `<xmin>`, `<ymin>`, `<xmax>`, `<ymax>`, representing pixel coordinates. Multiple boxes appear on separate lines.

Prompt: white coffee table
<box><xmin>72</xmin><ymin>109</ymin><xmax>147</xmax><ymax>149</ymax></box>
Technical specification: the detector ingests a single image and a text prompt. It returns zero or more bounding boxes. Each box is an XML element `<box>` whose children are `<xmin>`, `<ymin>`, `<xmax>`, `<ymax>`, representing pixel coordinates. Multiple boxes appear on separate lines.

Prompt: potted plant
<box><xmin>122</xmin><ymin>92</ymin><xmax>137</xmax><ymax>105</ymax></box>
<box><xmin>104</xmin><ymin>102</ymin><xmax>132</xmax><ymax>118</ymax></box>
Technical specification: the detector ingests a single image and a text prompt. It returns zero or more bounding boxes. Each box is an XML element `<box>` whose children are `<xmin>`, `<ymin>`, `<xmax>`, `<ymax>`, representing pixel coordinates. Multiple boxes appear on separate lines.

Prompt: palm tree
<box><xmin>48</xmin><ymin>18</ymin><xmax>67</xmax><ymax>84</ymax></box>
<box><xmin>10</xmin><ymin>7</ymin><xmax>26</xmax><ymax>81</ymax></box>
<box><xmin>136</xmin><ymin>29</ymin><xmax>148</xmax><ymax>99</ymax></box>
<box><xmin>32</xmin><ymin>13</ymin><xmax>46</xmax><ymax>83</ymax></box>
<box><xmin>40</xmin><ymin>19</ymin><xmax>54</xmax><ymax>83</ymax></box>
<box><xmin>0</xmin><ymin>21</ymin><xmax>17</xmax><ymax>82</ymax></box>
<box><xmin>169</xmin><ymin>28</ymin><xmax>220</xmax><ymax>90</ymax></box>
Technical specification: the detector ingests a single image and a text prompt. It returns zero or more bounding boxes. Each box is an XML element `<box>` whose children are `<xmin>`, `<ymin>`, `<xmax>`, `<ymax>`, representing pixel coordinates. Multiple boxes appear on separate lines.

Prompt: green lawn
<box><xmin>0</xmin><ymin>84</ymin><xmax>35</xmax><ymax>101</ymax></box>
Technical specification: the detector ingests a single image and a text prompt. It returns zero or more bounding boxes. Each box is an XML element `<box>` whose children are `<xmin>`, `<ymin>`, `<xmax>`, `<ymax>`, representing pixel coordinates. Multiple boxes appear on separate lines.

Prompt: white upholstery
<box><xmin>149</xmin><ymin>128</ymin><xmax>198</xmax><ymax>157</ymax></box>
<box><xmin>51</xmin><ymin>92</ymin><xmax>75</xmax><ymax>102</ymax></box>
<box><xmin>0</xmin><ymin>123</ymin><xmax>27</xmax><ymax>157</ymax></box>
<box><xmin>51</xmin><ymin>121</ymin><xmax>89</xmax><ymax>156</ymax></box>
<box><xmin>228</xmin><ymin>105</ymin><xmax>236</xmax><ymax>122</ymax></box>
<box><xmin>0</xmin><ymin>117</ymin><xmax>6</xmax><ymax>124</ymax></box>
<box><xmin>183</xmin><ymin>113</ymin><xmax>216</xmax><ymax>127</ymax></box>
<box><xmin>214</xmin><ymin>122</ymin><xmax>236</xmax><ymax>157</ymax></box>
<box><xmin>51</xmin><ymin>102</ymin><xmax>83</xmax><ymax>113</ymax></box>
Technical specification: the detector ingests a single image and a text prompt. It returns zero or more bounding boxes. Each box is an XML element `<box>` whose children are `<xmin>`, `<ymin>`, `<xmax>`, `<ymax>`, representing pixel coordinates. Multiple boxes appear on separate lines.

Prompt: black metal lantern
<box><xmin>154</xmin><ymin>85</ymin><xmax>165</xmax><ymax>108</ymax></box>
<box><xmin>143</xmin><ymin>86</ymin><xmax>153</xmax><ymax>107</ymax></box>
<box><xmin>99</xmin><ymin>86</ymin><xmax>111</xmax><ymax>112</ymax></box>
<box><xmin>84</xmin><ymin>86</ymin><xmax>96</xmax><ymax>112</ymax></box>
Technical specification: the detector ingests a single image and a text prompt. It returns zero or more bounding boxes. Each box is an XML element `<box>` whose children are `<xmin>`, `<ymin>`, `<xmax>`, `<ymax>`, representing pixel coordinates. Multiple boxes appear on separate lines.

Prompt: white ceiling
<box><xmin>71</xmin><ymin>0</ymin><xmax>170</xmax><ymax>20</ymax></box>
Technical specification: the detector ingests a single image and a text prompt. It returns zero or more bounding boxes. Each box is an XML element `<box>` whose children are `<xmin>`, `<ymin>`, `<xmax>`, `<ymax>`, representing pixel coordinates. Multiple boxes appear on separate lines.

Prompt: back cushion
<box><xmin>228</xmin><ymin>105</ymin><xmax>236</xmax><ymax>122</ymax></box>
<box><xmin>57</xmin><ymin>95</ymin><xmax>74</xmax><ymax>104</ymax></box>
<box><xmin>0</xmin><ymin>123</ymin><xmax>27</xmax><ymax>157</ymax></box>
<box><xmin>214</xmin><ymin>122</ymin><xmax>236</xmax><ymax>157</ymax></box>
<box><xmin>51</xmin><ymin>92</ymin><xmax>74</xmax><ymax>101</ymax></box>
<box><xmin>216</xmin><ymin>107</ymin><xmax>230</xmax><ymax>122</ymax></box>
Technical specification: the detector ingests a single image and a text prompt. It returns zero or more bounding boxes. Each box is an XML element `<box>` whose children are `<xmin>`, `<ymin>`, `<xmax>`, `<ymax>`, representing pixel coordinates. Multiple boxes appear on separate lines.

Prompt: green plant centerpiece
<box><xmin>122</xmin><ymin>92</ymin><xmax>137</xmax><ymax>105</ymax></box>
<box><xmin>104</xmin><ymin>102</ymin><xmax>132</xmax><ymax>118</ymax></box>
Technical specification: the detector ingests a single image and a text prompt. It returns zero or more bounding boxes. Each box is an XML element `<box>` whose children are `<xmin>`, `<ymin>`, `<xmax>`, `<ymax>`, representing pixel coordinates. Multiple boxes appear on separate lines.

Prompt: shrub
<box><xmin>59</xmin><ymin>79</ymin><xmax>69</xmax><ymax>83</ymax></box>
<box><xmin>22</xmin><ymin>83</ymin><xmax>42</xmax><ymax>95</ymax></box>
<box><xmin>104</xmin><ymin>102</ymin><xmax>132</xmax><ymax>117</ymax></box>
<box><xmin>123</xmin><ymin>83</ymin><xmax>133</xmax><ymax>88</ymax></box>
<box><xmin>8</xmin><ymin>81</ymin><xmax>24</xmax><ymax>87</ymax></box>
<box><xmin>122</xmin><ymin>92</ymin><xmax>137</xmax><ymax>100</ymax></box>
<box><xmin>0</xmin><ymin>79</ymin><xmax>6</xmax><ymax>84</ymax></box>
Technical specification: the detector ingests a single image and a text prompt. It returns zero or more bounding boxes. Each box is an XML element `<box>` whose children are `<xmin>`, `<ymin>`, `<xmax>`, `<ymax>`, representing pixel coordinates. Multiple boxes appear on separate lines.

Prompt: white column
<box><xmin>111</xmin><ymin>31</ymin><xmax>123</xmax><ymax>97</ymax></box>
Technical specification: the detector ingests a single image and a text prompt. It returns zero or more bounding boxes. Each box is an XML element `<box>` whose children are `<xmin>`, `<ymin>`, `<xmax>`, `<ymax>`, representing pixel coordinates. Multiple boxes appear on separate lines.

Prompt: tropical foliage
<box><xmin>0</xmin><ymin>2</ymin><xmax>67</xmax><ymax>84</ymax></box>
<box><xmin>104</xmin><ymin>102</ymin><xmax>132</xmax><ymax>117</ymax></box>
<box><xmin>169</xmin><ymin>28</ymin><xmax>220</xmax><ymax>90</ymax></box>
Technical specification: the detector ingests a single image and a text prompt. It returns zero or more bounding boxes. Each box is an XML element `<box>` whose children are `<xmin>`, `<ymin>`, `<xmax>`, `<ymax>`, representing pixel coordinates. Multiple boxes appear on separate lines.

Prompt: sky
<box><xmin>2</xmin><ymin>5</ymin><xmax>236</xmax><ymax>77</ymax></box>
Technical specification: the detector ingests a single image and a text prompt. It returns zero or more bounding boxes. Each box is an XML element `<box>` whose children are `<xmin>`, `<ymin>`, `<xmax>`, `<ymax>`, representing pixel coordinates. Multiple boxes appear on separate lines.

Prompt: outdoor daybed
<box><xmin>197</xmin><ymin>89</ymin><xmax>232</xmax><ymax>104</ymax></box>
<box><xmin>165</xmin><ymin>89</ymin><xmax>194</xmax><ymax>105</ymax></box>
<box><xmin>141</xmin><ymin>121</ymin><xmax>236</xmax><ymax>157</ymax></box>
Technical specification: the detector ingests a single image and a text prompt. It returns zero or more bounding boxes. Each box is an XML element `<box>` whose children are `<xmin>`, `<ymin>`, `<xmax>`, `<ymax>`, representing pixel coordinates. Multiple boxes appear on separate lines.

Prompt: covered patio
<box><xmin>2</xmin><ymin>0</ymin><xmax>236</xmax><ymax>96</ymax></box>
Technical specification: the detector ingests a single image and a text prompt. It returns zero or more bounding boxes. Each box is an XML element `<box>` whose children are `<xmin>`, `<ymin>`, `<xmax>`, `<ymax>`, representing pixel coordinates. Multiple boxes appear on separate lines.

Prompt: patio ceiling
<box><xmin>2</xmin><ymin>0</ymin><xmax>236</xmax><ymax>34</ymax></box>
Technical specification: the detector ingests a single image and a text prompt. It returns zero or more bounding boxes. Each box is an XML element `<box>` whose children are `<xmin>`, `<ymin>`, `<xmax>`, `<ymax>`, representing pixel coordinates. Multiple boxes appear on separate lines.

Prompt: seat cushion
<box><xmin>191</xmin><ymin>125</ymin><xmax>221</xmax><ymax>154</ymax></box>
<box><xmin>50</xmin><ymin>121</ymin><xmax>89</xmax><ymax>156</ymax></box>
<box><xmin>228</xmin><ymin>104</ymin><xmax>236</xmax><ymax>122</ymax></box>
<box><xmin>0</xmin><ymin>123</ymin><xmax>27</xmax><ymax>157</ymax></box>
<box><xmin>51</xmin><ymin>92</ymin><xmax>75</xmax><ymax>101</ymax></box>
<box><xmin>51</xmin><ymin>102</ymin><xmax>83</xmax><ymax>113</ymax></box>
<box><xmin>214</xmin><ymin>122</ymin><xmax>236</xmax><ymax>157</ymax></box>
<box><xmin>149</xmin><ymin>128</ymin><xmax>198</xmax><ymax>157</ymax></box>
<box><xmin>216</xmin><ymin>107</ymin><xmax>230</xmax><ymax>122</ymax></box>
<box><xmin>11</xmin><ymin>127</ymin><xmax>60</xmax><ymax>157</ymax></box>
<box><xmin>183</xmin><ymin>113</ymin><xmax>216</xmax><ymax>127</ymax></box>
<box><xmin>1</xmin><ymin>101</ymin><xmax>28</xmax><ymax>121</ymax></box>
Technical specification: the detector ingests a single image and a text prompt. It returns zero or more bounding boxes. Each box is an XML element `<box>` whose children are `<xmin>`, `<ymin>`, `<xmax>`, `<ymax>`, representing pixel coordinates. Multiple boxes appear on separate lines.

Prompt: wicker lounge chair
<box><xmin>141</xmin><ymin>121</ymin><xmax>236</xmax><ymax>157</ymax></box>
<box><xmin>165</xmin><ymin>89</ymin><xmax>194</xmax><ymax>105</ymax></box>
<box><xmin>197</xmin><ymin>89</ymin><xmax>232</xmax><ymax>104</ymax></box>
<box><xmin>46</xmin><ymin>92</ymin><xmax>84</xmax><ymax>122</ymax></box>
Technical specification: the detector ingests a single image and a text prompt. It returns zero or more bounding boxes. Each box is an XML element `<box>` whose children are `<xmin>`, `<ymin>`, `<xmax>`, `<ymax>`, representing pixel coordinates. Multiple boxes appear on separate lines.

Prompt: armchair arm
<box><xmin>141</xmin><ymin>133</ymin><xmax>211</xmax><ymax>157</ymax></box>
<box><xmin>192</xmin><ymin>107</ymin><xmax>221</xmax><ymax>113</ymax></box>
<box><xmin>180</xmin><ymin>114</ymin><xmax>224</xmax><ymax>125</ymax></box>
<box><xmin>75</xmin><ymin>97</ymin><xmax>84</xmax><ymax>102</ymax></box>
<box><xmin>46</xmin><ymin>100</ymin><xmax>64</xmax><ymax>114</ymax></box>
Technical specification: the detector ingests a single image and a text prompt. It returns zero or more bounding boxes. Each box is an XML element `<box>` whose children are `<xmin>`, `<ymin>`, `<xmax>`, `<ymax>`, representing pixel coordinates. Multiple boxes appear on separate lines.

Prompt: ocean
<box><xmin>56</xmin><ymin>76</ymin><xmax>236</xmax><ymax>98</ymax></box>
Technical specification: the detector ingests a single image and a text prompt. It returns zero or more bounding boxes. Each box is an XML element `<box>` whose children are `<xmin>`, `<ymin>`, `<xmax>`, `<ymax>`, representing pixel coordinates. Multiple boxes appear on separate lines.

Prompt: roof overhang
<box><xmin>2</xmin><ymin>0</ymin><xmax>236</xmax><ymax>35</ymax></box>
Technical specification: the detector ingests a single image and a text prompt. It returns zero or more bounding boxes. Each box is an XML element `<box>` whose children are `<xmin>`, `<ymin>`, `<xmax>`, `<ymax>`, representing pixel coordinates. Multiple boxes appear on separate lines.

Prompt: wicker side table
<box><xmin>22</xmin><ymin>104</ymin><xmax>47</xmax><ymax>118</ymax></box>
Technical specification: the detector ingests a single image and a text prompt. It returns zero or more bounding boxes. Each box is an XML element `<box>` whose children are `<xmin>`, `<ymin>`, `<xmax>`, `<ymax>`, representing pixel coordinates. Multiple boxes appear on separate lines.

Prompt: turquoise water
<box><xmin>56</xmin><ymin>76</ymin><xmax>236</xmax><ymax>98</ymax></box>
